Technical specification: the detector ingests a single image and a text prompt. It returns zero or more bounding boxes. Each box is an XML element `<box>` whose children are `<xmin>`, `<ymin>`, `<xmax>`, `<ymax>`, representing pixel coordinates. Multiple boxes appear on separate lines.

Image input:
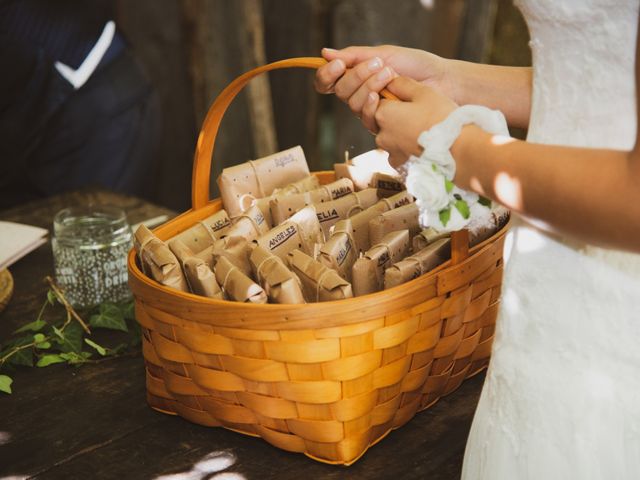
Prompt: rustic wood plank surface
<box><xmin>0</xmin><ymin>190</ymin><xmax>484</xmax><ymax>479</ymax></box>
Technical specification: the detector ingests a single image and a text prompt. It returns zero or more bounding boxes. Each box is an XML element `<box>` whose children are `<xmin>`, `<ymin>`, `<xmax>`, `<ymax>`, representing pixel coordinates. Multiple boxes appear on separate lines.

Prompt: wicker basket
<box><xmin>128</xmin><ymin>57</ymin><xmax>509</xmax><ymax>466</ymax></box>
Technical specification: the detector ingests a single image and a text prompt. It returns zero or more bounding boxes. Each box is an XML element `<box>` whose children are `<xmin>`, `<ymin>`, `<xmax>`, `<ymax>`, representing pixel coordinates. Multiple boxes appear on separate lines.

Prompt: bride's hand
<box><xmin>314</xmin><ymin>45</ymin><xmax>452</xmax><ymax>134</ymax></box>
<box><xmin>374</xmin><ymin>77</ymin><xmax>457</xmax><ymax>169</ymax></box>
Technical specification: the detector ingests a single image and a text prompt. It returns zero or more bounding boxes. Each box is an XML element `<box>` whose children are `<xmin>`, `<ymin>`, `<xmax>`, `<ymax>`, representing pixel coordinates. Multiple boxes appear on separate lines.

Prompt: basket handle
<box><xmin>191</xmin><ymin>56</ymin><xmax>469</xmax><ymax>264</ymax></box>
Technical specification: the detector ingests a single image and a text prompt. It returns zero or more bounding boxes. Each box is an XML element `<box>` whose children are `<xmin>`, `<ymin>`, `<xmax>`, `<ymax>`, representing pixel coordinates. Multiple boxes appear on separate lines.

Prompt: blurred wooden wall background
<box><xmin>115</xmin><ymin>0</ymin><xmax>530</xmax><ymax>211</ymax></box>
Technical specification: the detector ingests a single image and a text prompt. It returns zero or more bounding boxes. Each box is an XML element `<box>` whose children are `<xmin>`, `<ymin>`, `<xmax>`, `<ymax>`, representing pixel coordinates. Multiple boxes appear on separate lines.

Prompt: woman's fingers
<box><xmin>347</xmin><ymin>66</ymin><xmax>394</xmax><ymax>118</ymax></box>
<box><xmin>314</xmin><ymin>58</ymin><xmax>346</xmax><ymax>94</ymax></box>
<box><xmin>362</xmin><ymin>92</ymin><xmax>380</xmax><ymax>134</ymax></box>
<box><xmin>333</xmin><ymin>57</ymin><xmax>384</xmax><ymax>101</ymax></box>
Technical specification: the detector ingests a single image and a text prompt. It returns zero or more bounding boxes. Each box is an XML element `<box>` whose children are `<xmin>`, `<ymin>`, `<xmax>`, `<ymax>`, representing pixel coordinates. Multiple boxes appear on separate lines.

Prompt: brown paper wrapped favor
<box><xmin>183</xmin><ymin>256</ymin><xmax>224</xmax><ymax>299</ymax></box>
<box><xmin>170</xmin><ymin>210</ymin><xmax>230</xmax><ymax>254</ymax></box>
<box><xmin>369</xmin><ymin>172</ymin><xmax>405</xmax><ymax>198</ymax></box>
<box><xmin>166</xmin><ymin>238</ymin><xmax>223</xmax><ymax>298</ymax></box>
<box><xmin>246</xmin><ymin>176</ymin><xmax>321</xmax><ymax>228</ymax></box>
<box><xmin>287</xmin><ymin>249</ymin><xmax>353</xmax><ymax>302</ymax></box>
<box><xmin>313</xmin><ymin>188</ymin><xmax>379</xmax><ymax>239</ymax></box>
<box><xmin>214</xmin><ymin>256</ymin><xmax>267</xmax><ymax>303</ymax></box>
<box><xmin>255</xmin><ymin>206</ymin><xmax>324</xmax><ymax>261</ymax></box>
<box><xmin>352</xmin><ymin>230</ymin><xmax>410</xmax><ymax>296</ymax></box>
<box><xmin>217</xmin><ymin>146</ymin><xmax>310</xmax><ymax>217</ymax></box>
<box><xmin>250</xmin><ymin>245</ymin><xmax>305</xmax><ymax>304</ymax></box>
<box><xmin>318</xmin><ymin>219</ymin><xmax>358</xmax><ymax>281</ymax></box>
<box><xmin>379</xmin><ymin>190</ymin><xmax>414</xmax><ymax>210</ymax></box>
<box><xmin>328</xmin><ymin>190</ymin><xmax>412</xmax><ymax>254</ymax></box>
<box><xmin>269</xmin><ymin>178</ymin><xmax>354</xmax><ymax>225</ymax></box>
<box><xmin>167</xmin><ymin>238</ymin><xmax>195</xmax><ymax>266</ymax></box>
<box><xmin>412</xmin><ymin>228</ymin><xmax>451</xmax><ymax>252</ymax></box>
<box><xmin>272</xmin><ymin>175</ymin><xmax>320</xmax><ymax>196</ymax></box>
<box><xmin>385</xmin><ymin>238</ymin><xmax>451</xmax><ymax>290</ymax></box>
<box><xmin>369</xmin><ymin>202</ymin><xmax>421</xmax><ymax>246</ymax></box>
<box><xmin>226</xmin><ymin>205</ymin><xmax>270</xmax><ymax>241</ymax></box>
<box><xmin>209</xmin><ymin>236</ymin><xmax>253</xmax><ymax>278</ymax></box>
<box><xmin>134</xmin><ymin>225</ymin><xmax>189</xmax><ymax>292</ymax></box>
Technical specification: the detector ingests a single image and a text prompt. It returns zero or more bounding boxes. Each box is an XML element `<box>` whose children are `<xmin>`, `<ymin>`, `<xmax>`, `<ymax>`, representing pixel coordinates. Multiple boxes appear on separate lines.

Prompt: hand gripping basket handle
<box><xmin>191</xmin><ymin>56</ymin><xmax>469</xmax><ymax>263</ymax></box>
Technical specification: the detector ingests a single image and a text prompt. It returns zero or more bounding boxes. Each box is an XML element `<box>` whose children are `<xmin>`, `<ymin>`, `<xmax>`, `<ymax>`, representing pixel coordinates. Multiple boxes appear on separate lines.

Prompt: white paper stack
<box><xmin>0</xmin><ymin>221</ymin><xmax>49</xmax><ymax>270</ymax></box>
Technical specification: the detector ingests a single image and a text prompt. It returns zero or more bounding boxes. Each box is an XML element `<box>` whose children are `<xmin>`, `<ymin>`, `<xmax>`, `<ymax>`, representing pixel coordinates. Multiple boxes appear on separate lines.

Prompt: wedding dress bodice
<box><xmin>462</xmin><ymin>1</ymin><xmax>640</xmax><ymax>478</ymax></box>
<box><xmin>516</xmin><ymin>0</ymin><xmax>640</xmax><ymax>275</ymax></box>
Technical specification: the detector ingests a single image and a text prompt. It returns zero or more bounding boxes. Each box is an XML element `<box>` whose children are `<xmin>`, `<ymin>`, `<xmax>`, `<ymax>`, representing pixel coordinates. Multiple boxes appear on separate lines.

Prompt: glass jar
<box><xmin>52</xmin><ymin>206</ymin><xmax>133</xmax><ymax>308</ymax></box>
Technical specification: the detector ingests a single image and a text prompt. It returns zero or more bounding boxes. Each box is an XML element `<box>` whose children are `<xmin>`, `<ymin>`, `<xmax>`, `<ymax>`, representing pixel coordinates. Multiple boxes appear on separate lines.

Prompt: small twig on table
<box><xmin>45</xmin><ymin>276</ymin><xmax>92</xmax><ymax>334</ymax></box>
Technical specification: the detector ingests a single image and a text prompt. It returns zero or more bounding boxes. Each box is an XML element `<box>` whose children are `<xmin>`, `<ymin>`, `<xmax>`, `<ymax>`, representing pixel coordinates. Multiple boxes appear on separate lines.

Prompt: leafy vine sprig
<box><xmin>0</xmin><ymin>276</ymin><xmax>140</xmax><ymax>394</ymax></box>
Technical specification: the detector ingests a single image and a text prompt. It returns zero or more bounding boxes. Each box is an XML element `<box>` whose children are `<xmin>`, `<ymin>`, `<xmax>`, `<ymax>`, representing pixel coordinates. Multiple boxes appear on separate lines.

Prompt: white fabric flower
<box><xmin>405</xmin><ymin>155</ymin><xmax>450</xmax><ymax>212</ymax></box>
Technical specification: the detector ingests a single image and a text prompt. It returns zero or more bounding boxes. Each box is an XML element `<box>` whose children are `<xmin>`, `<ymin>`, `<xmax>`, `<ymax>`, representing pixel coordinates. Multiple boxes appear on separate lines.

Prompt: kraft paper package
<box><xmin>287</xmin><ymin>249</ymin><xmax>353</xmax><ymax>302</ymax></box>
<box><xmin>249</xmin><ymin>175</ymin><xmax>321</xmax><ymax>227</ymax></box>
<box><xmin>351</xmin><ymin>230</ymin><xmax>411</xmax><ymax>296</ymax></box>
<box><xmin>167</xmin><ymin>238</ymin><xmax>195</xmax><ymax>267</ymax></box>
<box><xmin>255</xmin><ymin>206</ymin><xmax>324</xmax><ymax>261</ymax></box>
<box><xmin>250</xmin><ymin>245</ymin><xmax>305</xmax><ymax>304</ymax></box>
<box><xmin>167</xmin><ymin>238</ymin><xmax>223</xmax><ymax>298</ymax></box>
<box><xmin>217</xmin><ymin>145</ymin><xmax>310</xmax><ymax>217</ymax></box>
<box><xmin>334</xmin><ymin>149</ymin><xmax>398</xmax><ymax>191</ymax></box>
<box><xmin>384</xmin><ymin>238</ymin><xmax>451</xmax><ymax>290</ymax></box>
<box><xmin>134</xmin><ymin>225</ymin><xmax>189</xmax><ymax>292</ymax></box>
<box><xmin>210</xmin><ymin>235</ymin><xmax>253</xmax><ymax>278</ymax></box>
<box><xmin>369</xmin><ymin>172</ymin><xmax>405</xmax><ymax>198</ymax></box>
<box><xmin>269</xmin><ymin>178</ymin><xmax>355</xmax><ymax>225</ymax></box>
<box><xmin>214</xmin><ymin>256</ymin><xmax>267</xmax><ymax>304</ymax></box>
<box><xmin>225</xmin><ymin>205</ymin><xmax>271</xmax><ymax>242</ymax></box>
<box><xmin>318</xmin><ymin>219</ymin><xmax>358</xmax><ymax>282</ymax></box>
<box><xmin>412</xmin><ymin>227</ymin><xmax>451</xmax><ymax>252</ymax></box>
<box><xmin>183</xmin><ymin>256</ymin><xmax>224</xmax><ymax>299</ymax></box>
<box><xmin>170</xmin><ymin>210</ymin><xmax>231</xmax><ymax>254</ymax></box>
<box><xmin>331</xmin><ymin>190</ymin><xmax>415</xmax><ymax>255</ymax></box>
<box><xmin>369</xmin><ymin>202</ymin><xmax>421</xmax><ymax>246</ymax></box>
<box><xmin>313</xmin><ymin>188</ymin><xmax>379</xmax><ymax>239</ymax></box>
<box><xmin>272</xmin><ymin>175</ymin><xmax>320</xmax><ymax>197</ymax></box>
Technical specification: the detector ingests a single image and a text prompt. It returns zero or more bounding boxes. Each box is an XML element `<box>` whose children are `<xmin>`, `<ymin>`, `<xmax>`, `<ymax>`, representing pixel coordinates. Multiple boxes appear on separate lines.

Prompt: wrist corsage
<box><xmin>401</xmin><ymin>105</ymin><xmax>510</xmax><ymax>232</ymax></box>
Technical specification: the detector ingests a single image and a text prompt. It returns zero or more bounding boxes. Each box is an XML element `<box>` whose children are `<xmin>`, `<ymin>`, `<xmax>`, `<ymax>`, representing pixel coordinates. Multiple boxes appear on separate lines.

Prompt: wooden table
<box><xmin>0</xmin><ymin>190</ymin><xmax>485</xmax><ymax>479</ymax></box>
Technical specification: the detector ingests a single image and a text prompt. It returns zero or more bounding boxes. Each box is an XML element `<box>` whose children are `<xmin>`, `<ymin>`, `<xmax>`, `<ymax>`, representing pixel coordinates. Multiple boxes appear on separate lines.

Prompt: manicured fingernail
<box><xmin>323</xmin><ymin>47</ymin><xmax>338</xmax><ymax>55</ymax></box>
<box><xmin>368</xmin><ymin>57</ymin><xmax>383</xmax><ymax>71</ymax></box>
<box><xmin>376</xmin><ymin>67</ymin><xmax>392</xmax><ymax>82</ymax></box>
<box><xmin>330</xmin><ymin>59</ymin><xmax>345</xmax><ymax>74</ymax></box>
<box><xmin>367</xmin><ymin>92</ymin><xmax>378</xmax><ymax>104</ymax></box>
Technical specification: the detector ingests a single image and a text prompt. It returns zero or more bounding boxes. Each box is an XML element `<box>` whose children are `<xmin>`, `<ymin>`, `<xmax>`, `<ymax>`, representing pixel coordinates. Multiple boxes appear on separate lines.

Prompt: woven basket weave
<box><xmin>127</xmin><ymin>57</ymin><xmax>509</xmax><ymax>466</ymax></box>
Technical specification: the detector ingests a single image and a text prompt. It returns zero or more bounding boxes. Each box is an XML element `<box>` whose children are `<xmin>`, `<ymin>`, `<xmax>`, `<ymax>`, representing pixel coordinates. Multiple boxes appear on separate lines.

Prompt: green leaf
<box><xmin>8</xmin><ymin>348</ymin><xmax>34</xmax><ymax>367</ymax></box>
<box><xmin>121</xmin><ymin>301</ymin><xmax>135</xmax><ymax>321</ymax></box>
<box><xmin>14</xmin><ymin>319</ymin><xmax>47</xmax><ymax>333</ymax></box>
<box><xmin>55</xmin><ymin>322</ymin><xmax>84</xmax><ymax>354</ymax></box>
<box><xmin>0</xmin><ymin>375</ymin><xmax>13</xmax><ymax>394</ymax></box>
<box><xmin>47</xmin><ymin>289</ymin><xmax>57</xmax><ymax>305</ymax></box>
<box><xmin>439</xmin><ymin>208</ymin><xmax>451</xmax><ymax>227</ymax></box>
<box><xmin>84</xmin><ymin>338</ymin><xmax>107</xmax><ymax>356</ymax></box>
<box><xmin>444</xmin><ymin>178</ymin><xmax>454</xmax><ymax>194</ymax></box>
<box><xmin>59</xmin><ymin>351</ymin><xmax>92</xmax><ymax>364</ymax></box>
<box><xmin>3</xmin><ymin>336</ymin><xmax>34</xmax><ymax>367</ymax></box>
<box><xmin>33</xmin><ymin>333</ymin><xmax>51</xmax><ymax>349</ymax></box>
<box><xmin>36</xmin><ymin>354</ymin><xmax>66</xmax><ymax>367</ymax></box>
<box><xmin>89</xmin><ymin>303</ymin><xmax>128</xmax><ymax>332</ymax></box>
<box><xmin>478</xmin><ymin>196</ymin><xmax>492</xmax><ymax>208</ymax></box>
<box><xmin>454</xmin><ymin>199</ymin><xmax>471</xmax><ymax>219</ymax></box>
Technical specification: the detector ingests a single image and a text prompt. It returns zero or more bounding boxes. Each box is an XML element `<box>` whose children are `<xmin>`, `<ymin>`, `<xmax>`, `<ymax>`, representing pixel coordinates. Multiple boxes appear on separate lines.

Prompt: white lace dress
<box><xmin>461</xmin><ymin>1</ymin><xmax>640</xmax><ymax>478</ymax></box>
